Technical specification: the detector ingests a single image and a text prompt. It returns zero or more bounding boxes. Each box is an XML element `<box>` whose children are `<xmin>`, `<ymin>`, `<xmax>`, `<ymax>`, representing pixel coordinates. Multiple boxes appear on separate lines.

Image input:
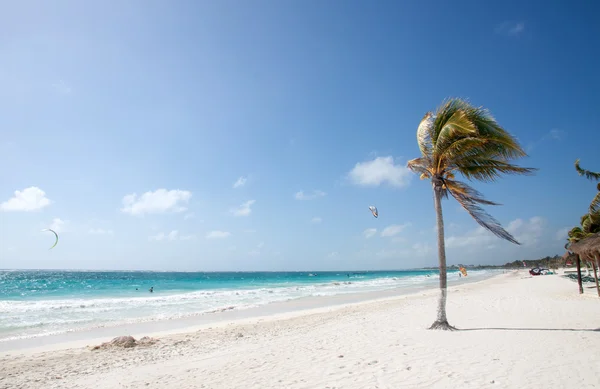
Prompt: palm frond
<box><xmin>590</xmin><ymin>190</ymin><xmax>600</xmax><ymax>215</ymax></box>
<box><xmin>443</xmin><ymin>179</ymin><xmax>500</xmax><ymax>205</ymax></box>
<box><xmin>416</xmin><ymin>112</ymin><xmax>434</xmax><ymax>160</ymax></box>
<box><xmin>432</xmin><ymin>110</ymin><xmax>478</xmax><ymax>160</ymax></box>
<box><xmin>581</xmin><ymin>214</ymin><xmax>593</xmax><ymax>233</ymax></box>
<box><xmin>575</xmin><ymin>159</ymin><xmax>600</xmax><ymax>181</ymax></box>
<box><xmin>568</xmin><ymin>226</ymin><xmax>584</xmax><ymax>239</ymax></box>
<box><xmin>444</xmin><ymin>179</ymin><xmax>519</xmax><ymax>244</ymax></box>
<box><xmin>451</xmin><ymin>159</ymin><xmax>537</xmax><ymax>182</ymax></box>
<box><xmin>431</xmin><ymin>98</ymin><xmax>468</xmax><ymax>144</ymax></box>
<box><xmin>407</xmin><ymin>157</ymin><xmax>431</xmax><ymax>178</ymax></box>
<box><xmin>465</xmin><ymin>110</ymin><xmax>528</xmax><ymax>161</ymax></box>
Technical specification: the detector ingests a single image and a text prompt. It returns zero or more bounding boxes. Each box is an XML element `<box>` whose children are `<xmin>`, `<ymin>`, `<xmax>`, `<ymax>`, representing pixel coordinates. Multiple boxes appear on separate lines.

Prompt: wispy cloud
<box><xmin>294</xmin><ymin>190</ymin><xmax>326</xmax><ymax>200</ymax></box>
<box><xmin>363</xmin><ymin>228</ymin><xmax>377</xmax><ymax>239</ymax></box>
<box><xmin>149</xmin><ymin>230</ymin><xmax>195</xmax><ymax>241</ymax></box>
<box><xmin>206</xmin><ymin>230</ymin><xmax>231</xmax><ymax>239</ymax></box>
<box><xmin>49</xmin><ymin>218</ymin><xmax>67</xmax><ymax>233</ymax></box>
<box><xmin>495</xmin><ymin>21</ymin><xmax>525</xmax><ymax>37</ymax></box>
<box><xmin>311</xmin><ymin>217</ymin><xmax>322</xmax><ymax>224</ymax></box>
<box><xmin>446</xmin><ymin>216</ymin><xmax>545</xmax><ymax>250</ymax></box>
<box><xmin>527</xmin><ymin>129</ymin><xmax>566</xmax><ymax>151</ymax></box>
<box><xmin>121</xmin><ymin>189</ymin><xmax>192</xmax><ymax>216</ymax></box>
<box><xmin>543</xmin><ymin>129</ymin><xmax>566</xmax><ymax>141</ymax></box>
<box><xmin>381</xmin><ymin>223</ymin><xmax>411</xmax><ymax>237</ymax></box>
<box><xmin>230</xmin><ymin>200</ymin><xmax>255</xmax><ymax>217</ymax></box>
<box><xmin>233</xmin><ymin>176</ymin><xmax>247</xmax><ymax>189</ymax></box>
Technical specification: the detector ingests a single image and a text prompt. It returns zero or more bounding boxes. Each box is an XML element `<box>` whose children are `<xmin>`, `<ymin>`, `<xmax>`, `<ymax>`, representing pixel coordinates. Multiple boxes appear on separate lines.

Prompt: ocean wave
<box><xmin>0</xmin><ymin>269</ymin><xmax>498</xmax><ymax>342</ymax></box>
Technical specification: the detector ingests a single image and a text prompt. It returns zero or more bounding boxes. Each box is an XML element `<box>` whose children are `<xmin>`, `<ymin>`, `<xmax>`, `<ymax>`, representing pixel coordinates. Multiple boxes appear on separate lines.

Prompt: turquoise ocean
<box><xmin>0</xmin><ymin>269</ymin><xmax>498</xmax><ymax>342</ymax></box>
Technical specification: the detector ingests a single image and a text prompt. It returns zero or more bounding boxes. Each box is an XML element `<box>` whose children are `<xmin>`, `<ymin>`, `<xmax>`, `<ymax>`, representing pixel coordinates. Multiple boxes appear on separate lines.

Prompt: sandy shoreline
<box><xmin>0</xmin><ymin>270</ymin><xmax>494</xmax><ymax>353</ymax></box>
<box><xmin>2</xmin><ymin>270</ymin><xmax>599</xmax><ymax>389</ymax></box>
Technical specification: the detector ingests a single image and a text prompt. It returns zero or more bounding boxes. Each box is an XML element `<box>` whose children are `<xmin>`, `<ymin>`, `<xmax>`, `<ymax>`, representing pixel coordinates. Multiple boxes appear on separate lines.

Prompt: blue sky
<box><xmin>1</xmin><ymin>0</ymin><xmax>599</xmax><ymax>271</ymax></box>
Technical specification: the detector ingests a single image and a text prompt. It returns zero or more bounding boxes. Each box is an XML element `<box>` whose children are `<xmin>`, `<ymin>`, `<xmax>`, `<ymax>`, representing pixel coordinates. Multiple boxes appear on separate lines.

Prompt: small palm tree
<box><xmin>407</xmin><ymin>98</ymin><xmax>536</xmax><ymax>330</ymax></box>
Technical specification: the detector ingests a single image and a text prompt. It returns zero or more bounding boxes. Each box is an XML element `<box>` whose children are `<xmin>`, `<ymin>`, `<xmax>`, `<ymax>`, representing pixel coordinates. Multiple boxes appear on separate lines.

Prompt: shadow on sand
<box><xmin>459</xmin><ymin>327</ymin><xmax>600</xmax><ymax>332</ymax></box>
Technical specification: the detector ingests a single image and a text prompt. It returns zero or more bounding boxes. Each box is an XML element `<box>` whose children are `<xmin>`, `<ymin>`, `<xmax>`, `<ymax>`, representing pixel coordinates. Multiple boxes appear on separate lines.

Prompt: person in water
<box><xmin>149</xmin><ymin>287</ymin><xmax>154</xmax><ymax>293</ymax></box>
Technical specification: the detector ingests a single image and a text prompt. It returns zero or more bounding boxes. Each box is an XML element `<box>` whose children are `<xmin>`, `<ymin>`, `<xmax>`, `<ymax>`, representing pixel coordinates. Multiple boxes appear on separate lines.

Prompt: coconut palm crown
<box><xmin>407</xmin><ymin>97</ymin><xmax>536</xmax><ymax>330</ymax></box>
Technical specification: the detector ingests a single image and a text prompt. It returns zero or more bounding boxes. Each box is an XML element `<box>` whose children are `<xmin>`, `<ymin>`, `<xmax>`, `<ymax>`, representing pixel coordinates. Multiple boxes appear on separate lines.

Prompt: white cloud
<box><xmin>257</xmin><ymin>242</ymin><xmax>265</xmax><ymax>249</ymax></box>
<box><xmin>249</xmin><ymin>249</ymin><xmax>260</xmax><ymax>257</ymax></box>
<box><xmin>327</xmin><ymin>251</ymin><xmax>339</xmax><ymax>258</ymax></box>
<box><xmin>48</xmin><ymin>218</ymin><xmax>66</xmax><ymax>233</ymax></box>
<box><xmin>184</xmin><ymin>212</ymin><xmax>195</xmax><ymax>220</ymax></box>
<box><xmin>206</xmin><ymin>230</ymin><xmax>231</xmax><ymax>239</ymax></box>
<box><xmin>381</xmin><ymin>223</ymin><xmax>411</xmax><ymax>237</ymax></box>
<box><xmin>121</xmin><ymin>189</ymin><xmax>192</xmax><ymax>216</ymax></box>
<box><xmin>230</xmin><ymin>200</ymin><xmax>255</xmax><ymax>217</ymax></box>
<box><xmin>295</xmin><ymin>190</ymin><xmax>326</xmax><ymax>200</ymax></box>
<box><xmin>495</xmin><ymin>21</ymin><xmax>525</xmax><ymax>36</ymax></box>
<box><xmin>363</xmin><ymin>228</ymin><xmax>377</xmax><ymax>239</ymax></box>
<box><xmin>0</xmin><ymin>187</ymin><xmax>52</xmax><ymax>212</ymax></box>
<box><xmin>89</xmin><ymin>228</ymin><xmax>114</xmax><ymax>235</ymax></box>
<box><xmin>347</xmin><ymin>156</ymin><xmax>412</xmax><ymax>188</ymax></box>
<box><xmin>507</xmin><ymin>216</ymin><xmax>544</xmax><ymax>246</ymax></box>
<box><xmin>446</xmin><ymin>216</ymin><xmax>545</xmax><ymax>250</ymax></box>
<box><xmin>555</xmin><ymin>227</ymin><xmax>570</xmax><ymax>242</ymax></box>
<box><xmin>311</xmin><ymin>217</ymin><xmax>322</xmax><ymax>224</ymax></box>
<box><xmin>233</xmin><ymin>176</ymin><xmax>247</xmax><ymax>189</ymax></box>
<box><xmin>446</xmin><ymin>226</ymin><xmax>492</xmax><ymax>249</ymax></box>
<box><xmin>148</xmin><ymin>230</ymin><xmax>193</xmax><ymax>241</ymax></box>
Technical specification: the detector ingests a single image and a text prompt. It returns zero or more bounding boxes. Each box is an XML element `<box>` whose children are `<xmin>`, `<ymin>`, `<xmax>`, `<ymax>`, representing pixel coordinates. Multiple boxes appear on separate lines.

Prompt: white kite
<box><xmin>368</xmin><ymin>205</ymin><xmax>378</xmax><ymax>218</ymax></box>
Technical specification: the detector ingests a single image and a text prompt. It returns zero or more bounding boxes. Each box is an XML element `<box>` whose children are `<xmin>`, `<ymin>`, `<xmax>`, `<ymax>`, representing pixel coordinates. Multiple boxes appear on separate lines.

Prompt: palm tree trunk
<box><xmin>576</xmin><ymin>255</ymin><xmax>583</xmax><ymax>294</ymax></box>
<box><xmin>429</xmin><ymin>179</ymin><xmax>456</xmax><ymax>331</ymax></box>
<box><xmin>592</xmin><ymin>257</ymin><xmax>600</xmax><ymax>297</ymax></box>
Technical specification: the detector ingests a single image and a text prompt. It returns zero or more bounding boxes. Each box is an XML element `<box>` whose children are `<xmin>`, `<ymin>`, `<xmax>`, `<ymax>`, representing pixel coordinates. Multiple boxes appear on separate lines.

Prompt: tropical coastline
<box><xmin>1</xmin><ymin>270</ymin><xmax>598</xmax><ymax>389</ymax></box>
<box><xmin>0</xmin><ymin>268</ymin><xmax>498</xmax><ymax>349</ymax></box>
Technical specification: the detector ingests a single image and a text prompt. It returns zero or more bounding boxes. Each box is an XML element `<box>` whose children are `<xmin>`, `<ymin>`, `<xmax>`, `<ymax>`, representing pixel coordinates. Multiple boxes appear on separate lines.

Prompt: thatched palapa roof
<box><xmin>567</xmin><ymin>233</ymin><xmax>600</xmax><ymax>261</ymax></box>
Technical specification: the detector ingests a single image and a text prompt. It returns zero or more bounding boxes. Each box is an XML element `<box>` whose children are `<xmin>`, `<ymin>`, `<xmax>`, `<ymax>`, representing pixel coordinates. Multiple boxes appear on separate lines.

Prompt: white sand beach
<box><xmin>1</xmin><ymin>270</ymin><xmax>599</xmax><ymax>389</ymax></box>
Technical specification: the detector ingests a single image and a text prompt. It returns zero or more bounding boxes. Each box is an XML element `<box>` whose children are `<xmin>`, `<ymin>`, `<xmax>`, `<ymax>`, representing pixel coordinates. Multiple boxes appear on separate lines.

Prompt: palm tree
<box><xmin>572</xmin><ymin>159</ymin><xmax>600</xmax><ymax>294</ymax></box>
<box><xmin>566</xmin><ymin>212</ymin><xmax>600</xmax><ymax>296</ymax></box>
<box><xmin>407</xmin><ymin>98</ymin><xmax>536</xmax><ymax>330</ymax></box>
<box><xmin>574</xmin><ymin>159</ymin><xmax>600</xmax><ymax>215</ymax></box>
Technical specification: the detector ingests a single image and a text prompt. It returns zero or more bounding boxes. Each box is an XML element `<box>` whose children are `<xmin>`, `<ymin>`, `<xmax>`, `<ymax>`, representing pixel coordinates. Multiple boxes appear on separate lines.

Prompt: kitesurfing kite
<box><xmin>368</xmin><ymin>205</ymin><xmax>378</xmax><ymax>218</ymax></box>
<box><xmin>42</xmin><ymin>228</ymin><xmax>59</xmax><ymax>249</ymax></box>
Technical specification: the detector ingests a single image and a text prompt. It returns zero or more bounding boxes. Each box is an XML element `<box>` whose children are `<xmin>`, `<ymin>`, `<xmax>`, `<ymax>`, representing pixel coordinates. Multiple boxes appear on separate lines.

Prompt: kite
<box><xmin>369</xmin><ymin>205</ymin><xmax>378</xmax><ymax>218</ymax></box>
<box><xmin>42</xmin><ymin>229</ymin><xmax>59</xmax><ymax>249</ymax></box>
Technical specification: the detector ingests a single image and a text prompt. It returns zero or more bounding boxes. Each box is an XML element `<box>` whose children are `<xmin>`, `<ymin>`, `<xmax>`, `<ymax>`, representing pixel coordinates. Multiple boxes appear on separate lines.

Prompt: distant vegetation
<box><xmin>423</xmin><ymin>254</ymin><xmax>564</xmax><ymax>271</ymax></box>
